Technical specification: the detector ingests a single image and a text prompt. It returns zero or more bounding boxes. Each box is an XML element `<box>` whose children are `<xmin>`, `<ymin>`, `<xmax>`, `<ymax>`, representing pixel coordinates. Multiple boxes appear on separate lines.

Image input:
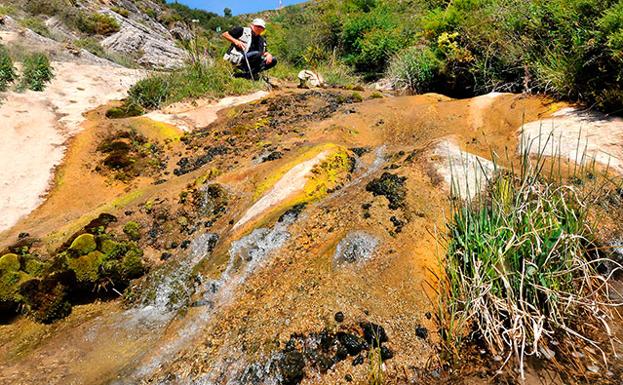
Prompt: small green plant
<box><xmin>439</xmin><ymin>143</ymin><xmax>620</xmax><ymax>378</ymax></box>
<box><xmin>123</xmin><ymin>221</ymin><xmax>142</xmax><ymax>241</ymax></box>
<box><xmin>386</xmin><ymin>46</ymin><xmax>440</xmax><ymax>93</ymax></box>
<box><xmin>367</xmin><ymin>348</ymin><xmax>384</xmax><ymax>385</ymax></box>
<box><xmin>128</xmin><ymin>75</ymin><xmax>171</xmax><ymax>110</ymax></box>
<box><xmin>110</xmin><ymin>6</ymin><xmax>129</xmax><ymax>17</ymax></box>
<box><xmin>19</xmin><ymin>52</ymin><xmax>53</xmax><ymax>91</ymax></box>
<box><xmin>0</xmin><ymin>45</ymin><xmax>17</xmax><ymax>91</ymax></box>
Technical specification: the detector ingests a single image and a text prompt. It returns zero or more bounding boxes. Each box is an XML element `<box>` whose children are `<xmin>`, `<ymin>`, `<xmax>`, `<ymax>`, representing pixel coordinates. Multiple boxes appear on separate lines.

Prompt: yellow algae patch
<box><xmin>130</xmin><ymin>117</ymin><xmax>183</xmax><ymax>142</ymax></box>
<box><xmin>235</xmin><ymin>144</ymin><xmax>353</xmax><ymax>230</ymax></box>
<box><xmin>255</xmin><ymin>143</ymin><xmax>345</xmax><ymax>199</ymax></box>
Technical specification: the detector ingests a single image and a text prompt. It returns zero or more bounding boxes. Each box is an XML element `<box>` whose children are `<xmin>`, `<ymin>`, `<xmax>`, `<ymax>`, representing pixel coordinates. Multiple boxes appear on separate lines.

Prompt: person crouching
<box><xmin>222</xmin><ymin>18</ymin><xmax>277</xmax><ymax>79</ymax></box>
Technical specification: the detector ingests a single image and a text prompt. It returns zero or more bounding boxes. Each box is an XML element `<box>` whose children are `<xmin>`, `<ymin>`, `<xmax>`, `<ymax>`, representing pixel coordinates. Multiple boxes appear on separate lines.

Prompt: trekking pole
<box><xmin>243</xmin><ymin>53</ymin><xmax>255</xmax><ymax>81</ymax></box>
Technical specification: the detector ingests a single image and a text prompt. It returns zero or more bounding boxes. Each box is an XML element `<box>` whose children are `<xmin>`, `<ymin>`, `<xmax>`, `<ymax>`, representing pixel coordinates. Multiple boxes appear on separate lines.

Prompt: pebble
<box><xmin>352</xmin><ymin>355</ymin><xmax>364</xmax><ymax>366</ymax></box>
<box><xmin>380</xmin><ymin>346</ymin><xmax>393</xmax><ymax>360</ymax></box>
<box><xmin>344</xmin><ymin>374</ymin><xmax>353</xmax><ymax>382</ymax></box>
<box><xmin>334</xmin><ymin>311</ymin><xmax>345</xmax><ymax>323</ymax></box>
<box><xmin>415</xmin><ymin>326</ymin><xmax>428</xmax><ymax>340</ymax></box>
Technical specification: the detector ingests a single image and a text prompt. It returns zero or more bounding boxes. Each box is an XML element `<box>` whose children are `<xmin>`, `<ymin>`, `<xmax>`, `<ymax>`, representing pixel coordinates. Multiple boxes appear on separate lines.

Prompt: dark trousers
<box><xmin>236</xmin><ymin>51</ymin><xmax>277</xmax><ymax>79</ymax></box>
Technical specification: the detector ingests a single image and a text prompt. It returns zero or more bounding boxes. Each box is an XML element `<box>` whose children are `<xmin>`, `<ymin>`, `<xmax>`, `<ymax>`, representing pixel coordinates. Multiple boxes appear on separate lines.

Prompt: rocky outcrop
<box><xmin>101</xmin><ymin>10</ymin><xmax>187</xmax><ymax>69</ymax></box>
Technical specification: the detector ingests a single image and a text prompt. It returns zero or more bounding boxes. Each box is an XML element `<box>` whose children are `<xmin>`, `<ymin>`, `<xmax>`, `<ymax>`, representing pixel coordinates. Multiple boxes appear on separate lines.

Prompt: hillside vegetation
<box><xmin>262</xmin><ymin>0</ymin><xmax>623</xmax><ymax>112</ymax></box>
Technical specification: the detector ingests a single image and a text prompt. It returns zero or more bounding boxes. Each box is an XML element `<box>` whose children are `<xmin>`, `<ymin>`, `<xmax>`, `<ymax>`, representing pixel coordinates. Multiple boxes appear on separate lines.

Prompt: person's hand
<box><xmin>264</xmin><ymin>53</ymin><xmax>273</xmax><ymax>65</ymax></box>
<box><xmin>235</xmin><ymin>40</ymin><xmax>246</xmax><ymax>51</ymax></box>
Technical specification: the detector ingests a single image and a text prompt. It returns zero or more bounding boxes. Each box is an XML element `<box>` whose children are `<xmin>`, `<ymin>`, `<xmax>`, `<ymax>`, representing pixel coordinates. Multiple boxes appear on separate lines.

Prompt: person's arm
<box><xmin>222</xmin><ymin>30</ymin><xmax>246</xmax><ymax>51</ymax></box>
<box><xmin>261</xmin><ymin>39</ymin><xmax>273</xmax><ymax>64</ymax></box>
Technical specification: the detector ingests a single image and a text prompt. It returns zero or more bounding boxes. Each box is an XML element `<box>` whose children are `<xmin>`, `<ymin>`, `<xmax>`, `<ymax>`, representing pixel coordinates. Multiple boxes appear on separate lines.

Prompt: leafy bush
<box><xmin>77</xmin><ymin>13</ymin><xmax>120</xmax><ymax>36</ymax></box>
<box><xmin>440</xmin><ymin>150</ymin><xmax>619</xmax><ymax>377</ymax></box>
<box><xmin>0</xmin><ymin>45</ymin><xmax>17</xmax><ymax>91</ymax></box>
<box><xmin>19</xmin><ymin>52</ymin><xmax>53</xmax><ymax>91</ymax></box>
<box><xmin>386</xmin><ymin>46</ymin><xmax>440</xmax><ymax>93</ymax></box>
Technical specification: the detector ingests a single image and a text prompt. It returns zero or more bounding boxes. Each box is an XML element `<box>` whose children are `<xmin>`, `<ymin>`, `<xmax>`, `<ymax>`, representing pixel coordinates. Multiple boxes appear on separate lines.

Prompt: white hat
<box><xmin>252</xmin><ymin>18</ymin><xmax>266</xmax><ymax>28</ymax></box>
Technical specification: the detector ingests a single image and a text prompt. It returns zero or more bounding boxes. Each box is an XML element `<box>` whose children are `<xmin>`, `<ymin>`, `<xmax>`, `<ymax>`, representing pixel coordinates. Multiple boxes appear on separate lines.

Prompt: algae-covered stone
<box><xmin>0</xmin><ymin>253</ymin><xmax>20</xmax><ymax>272</ymax></box>
<box><xmin>24</xmin><ymin>257</ymin><xmax>50</xmax><ymax>277</ymax></box>
<box><xmin>0</xmin><ymin>270</ymin><xmax>30</xmax><ymax>302</ymax></box>
<box><xmin>122</xmin><ymin>245</ymin><xmax>144</xmax><ymax>278</ymax></box>
<box><xmin>123</xmin><ymin>221</ymin><xmax>142</xmax><ymax>241</ymax></box>
<box><xmin>69</xmin><ymin>234</ymin><xmax>97</xmax><ymax>255</ymax></box>
<box><xmin>67</xmin><ymin>251</ymin><xmax>105</xmax><ymax>283</ymax></box>
<box><xmin>100</xmin><ymin>238</ymin><xmax>128</xmax><ymax>258</ymax></box>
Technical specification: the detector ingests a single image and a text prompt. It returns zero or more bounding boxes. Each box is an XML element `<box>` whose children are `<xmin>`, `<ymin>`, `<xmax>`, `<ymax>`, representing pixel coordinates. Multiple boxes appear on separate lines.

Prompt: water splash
<box><xmin>130</xmin><ymin>212</ymin><xmax>301</xmax><ymax>384</ymax></box>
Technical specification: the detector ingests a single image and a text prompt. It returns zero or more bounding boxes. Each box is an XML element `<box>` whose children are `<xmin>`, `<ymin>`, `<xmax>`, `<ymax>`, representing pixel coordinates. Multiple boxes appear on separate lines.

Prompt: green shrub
<box><xmin>19</xmin><ymin>52</ymin><xmax>53</xmax><ymax>91</ymax></box>
<box><xmin>0</xmin><ymin>5</ymin><xmax>17</xmax><ymax>16</ymax></box>
<box><xmin>74</xmin><ymin>37</ymin><xmax>105</xmax><ymax>57</ymax></box>
<box><xmin>77</xmin><ymin>13</ymin><xmax>120</xmax><ymax>36</ymax></box>
<box><xmin>386</xmin><ymin>46</ymin><xmax>440</xmax><ymax>93</ymax></box>
<box><xmin>318</xmin><ymin>61</ymin><xmax>361</xmax><ymax>88</ymax></box>
<box><xmin>110</xmin><ymin>6</ymin><xmax>130</xmax><ymax>17</ymax></box>
<box><xmin>19</xmin><ymin>17</ymin><xmax>51</xmax><ymax>38</ymax></box>
<box><xmin>22</xmin><ymin>0</ymin><xmax>67</xmax><ymax>16</ymax></box>
<box><xmin>0</xmin><ymin>46</ymin><xmax>17</xmax><ymax>91</ymax></box>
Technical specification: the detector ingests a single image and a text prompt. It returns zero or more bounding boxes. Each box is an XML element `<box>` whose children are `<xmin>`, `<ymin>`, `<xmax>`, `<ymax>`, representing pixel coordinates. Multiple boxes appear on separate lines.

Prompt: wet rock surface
<box><xmin>264</xmin><ymin>322</ymin><xmax>394</xmax><ymax>385</ymax></box>
<box><xmin>333</xmin><ymin>231</ymin><xmax>379</xmax><ymax>266</ymax></box>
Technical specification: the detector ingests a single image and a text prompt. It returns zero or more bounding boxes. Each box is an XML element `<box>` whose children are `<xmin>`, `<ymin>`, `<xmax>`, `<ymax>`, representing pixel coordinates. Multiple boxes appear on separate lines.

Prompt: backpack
<box><xmin>223</xmin><ymin>27</ymin><xmax>252</xmax><ymax>66</ymax></box>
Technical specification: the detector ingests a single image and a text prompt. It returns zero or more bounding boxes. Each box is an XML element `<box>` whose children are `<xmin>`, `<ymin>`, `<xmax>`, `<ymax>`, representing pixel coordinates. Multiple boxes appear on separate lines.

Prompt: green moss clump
<box><xmin>0</xmin><ymin>253</ymin><xmax>20</xmax><ymax>272</ymax></box>
<box><xmin>122</xmin><ymin>246</ymin><xmax>144</xmax><ymax>278</ymax></box>
<box><xmin>66</xmin><ymin>251</ymin><xmax>105</xmax><ymax>283</ymax></box>
<box><xmin>23</xmin><ymin>257</ymin><xmax>49</xmax><ymax>277</ymax></box>
<box><xmin>100</xmin><ymin>238</ymin><xmax>128</xmax><ymax>258</ymax></box>
<box><xmin>350</xmin><ymin>92</ymin><xmax>364</xmax><ymax>103</ymax></box>
<box><xmin>123</xmin><ymin>221</ymin><xmax>142</xmax><ymax>241</ymax></box>
<box><xmin>0</xmin><ymin>270</ymin><xmax>30</xmax><ymax>302</ymax></box>
<box><xmin>69</xmin><ymin>234</ymin><xmax>97</xmax><ymax>255</ymax></box>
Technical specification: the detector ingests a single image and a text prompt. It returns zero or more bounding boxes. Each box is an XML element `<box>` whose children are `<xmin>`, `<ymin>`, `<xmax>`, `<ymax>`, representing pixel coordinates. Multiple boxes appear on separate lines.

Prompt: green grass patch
<box><xmin>127</xmin><ymin>63</ymin><xmax>260</xmax><ymax>110</ymax></box>
<box><xmin>439</xmin><ymin>146</ymin><xmax>620</xmax><ymax>378</ymax></box>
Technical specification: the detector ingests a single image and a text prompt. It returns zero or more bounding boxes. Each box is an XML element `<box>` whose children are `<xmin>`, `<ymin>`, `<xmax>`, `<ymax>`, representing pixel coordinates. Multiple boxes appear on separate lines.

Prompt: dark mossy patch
<box><xmin>366</xmin><ymin>172</ymin><xmax>407</xmax><ymax>210</ymax></box>
<box><xmin>96</xmin><ymin>130</ymin><xmax>165</xmax><ymax>182</ymax></box>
